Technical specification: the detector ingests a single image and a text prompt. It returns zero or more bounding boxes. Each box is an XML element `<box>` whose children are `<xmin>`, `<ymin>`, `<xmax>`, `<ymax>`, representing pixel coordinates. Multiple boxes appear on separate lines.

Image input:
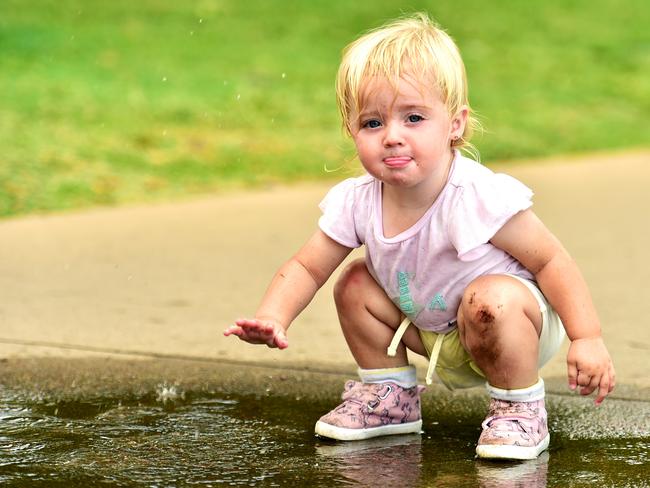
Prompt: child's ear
<box><xmin>450</xmin><ymin>106</ymin><xmax>469</xmax><ymax>139</ymax></box>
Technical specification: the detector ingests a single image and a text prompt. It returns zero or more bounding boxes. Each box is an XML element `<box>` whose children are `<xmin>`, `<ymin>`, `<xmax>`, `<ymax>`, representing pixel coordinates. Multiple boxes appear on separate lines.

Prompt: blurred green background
<box><xmin>1</xmin><ymin>0</ymin><xmax>648</xmax><ymax>218</ymax></box>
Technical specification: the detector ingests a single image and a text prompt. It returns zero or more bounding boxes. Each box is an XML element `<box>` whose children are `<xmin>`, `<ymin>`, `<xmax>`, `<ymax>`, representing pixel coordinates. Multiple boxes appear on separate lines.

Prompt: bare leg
<box><xmin>457</xmin><ymin>275</ymin><xmax>542</xmax><ymax>389</ymax></box>
<box><xmin>333</xmin><ymin>258</ymin><xmax>428</xmax><ymax>368</ymax></box>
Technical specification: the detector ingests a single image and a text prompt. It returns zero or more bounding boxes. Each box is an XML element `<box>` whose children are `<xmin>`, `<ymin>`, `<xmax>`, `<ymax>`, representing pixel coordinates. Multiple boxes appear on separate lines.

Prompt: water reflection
<box><xmin>316</xmin><ymin>434</ymin><xmax>422</xmax><ymax>487</ymax></box>
<box><xmin>475</xmin><ymin>452</ymin><xmax>549</xmax><ymax>488</ymax></box>
<box><xmin>316</xmin><ymin>434</ymin><xmax>551</xmax><ymax>488</ymax></box>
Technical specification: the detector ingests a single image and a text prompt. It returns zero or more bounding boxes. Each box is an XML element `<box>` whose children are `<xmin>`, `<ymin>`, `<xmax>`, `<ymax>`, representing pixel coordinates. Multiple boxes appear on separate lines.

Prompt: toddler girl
<box><xmin>224</xmin><ymin>13</ymin><xmax>615</xmax><ymax>460</ymax></box>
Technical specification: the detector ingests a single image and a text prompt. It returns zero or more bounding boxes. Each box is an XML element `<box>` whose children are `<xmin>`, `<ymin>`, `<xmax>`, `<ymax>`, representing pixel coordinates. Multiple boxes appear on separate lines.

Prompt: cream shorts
<box><xmin>418</xmin><ymin>274</ymin><xmax>566</xmax><ymax>390</ymax></box>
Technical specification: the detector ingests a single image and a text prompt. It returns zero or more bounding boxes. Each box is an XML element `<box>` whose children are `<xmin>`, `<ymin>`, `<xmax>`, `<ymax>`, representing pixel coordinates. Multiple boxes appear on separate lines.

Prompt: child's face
<box><xmin>350</xmin><ymin>76</ymin><xmax>466</xmax><ymax>190</ymax></box>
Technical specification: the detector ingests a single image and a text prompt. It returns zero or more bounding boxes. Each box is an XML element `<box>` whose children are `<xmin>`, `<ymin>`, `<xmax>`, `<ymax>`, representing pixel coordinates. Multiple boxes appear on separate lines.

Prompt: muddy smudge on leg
<box><xmin>477</xmin><ymin>306</ymin><xmax>494</xmax><ymax>325</ymax></box>
<box><xmin>468</xmin><ymin>305</ymin><xmax>499</xmax><ymax>364</ymax></box>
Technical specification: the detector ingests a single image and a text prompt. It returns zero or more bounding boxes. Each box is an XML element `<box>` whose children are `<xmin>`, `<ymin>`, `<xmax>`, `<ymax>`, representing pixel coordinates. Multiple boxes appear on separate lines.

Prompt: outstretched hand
<box><xmin>567</xmin><ymin>336</ymin><xmax>615</xmax><ymax>406</ymax></box>
<box><xmin>224</xmin><ymin>318</ymin><xmax>289</xmax><ymax>349</ymax></box>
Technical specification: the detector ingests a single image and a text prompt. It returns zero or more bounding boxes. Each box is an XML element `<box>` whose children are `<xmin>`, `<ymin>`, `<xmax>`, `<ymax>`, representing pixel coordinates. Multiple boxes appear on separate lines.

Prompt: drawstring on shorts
<box><xmin>387</xmin><ymin>318</ymin><xmax>445</xmax><ymax>385</ymax></box>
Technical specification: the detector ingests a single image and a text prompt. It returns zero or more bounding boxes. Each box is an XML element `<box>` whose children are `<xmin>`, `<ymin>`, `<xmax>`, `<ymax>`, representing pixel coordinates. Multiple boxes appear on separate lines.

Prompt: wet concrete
<box><xmin>1</xmin><ymin>357</ymin><xmax>649</xmax><ymax>487</ymax></box>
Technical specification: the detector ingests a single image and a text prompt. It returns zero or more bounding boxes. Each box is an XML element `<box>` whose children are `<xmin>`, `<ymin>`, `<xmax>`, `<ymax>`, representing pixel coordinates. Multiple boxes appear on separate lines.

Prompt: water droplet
<box><xmin>190</xmin><ymin>30</ymin><xmax>194</xmax><ymax>36</ymax></box>
<box><xmin>162</xmin><ymin>76</ymin><xmax>167</xmax><ymax>82</ymax></box>
<box><xmin>236</xmin><ymin>94</ymin><xmax>241</xmax><ymax>100</ymax></box>
<box><xmin>156</xmin><ymin>382</ymin><xmax>184</xmax><ymax>404</ymax></box>
<box><xmin>281</xmin><ymin>73</ymin><xmax>286</xmax><ymax>79</ymax></box>
<box><xmin>199</xmin><ymin>18</ymin><xmax>203</xmax><ymax>23</ymax></box>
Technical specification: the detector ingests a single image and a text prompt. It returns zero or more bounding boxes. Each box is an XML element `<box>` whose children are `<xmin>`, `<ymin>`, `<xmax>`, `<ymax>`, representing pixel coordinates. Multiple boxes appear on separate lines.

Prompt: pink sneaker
<box><xmin>475</xmin><ymin>398</ymin><xmax>550</xmax><ymax>460</ymax></box>
<box><xmin>314</xmin><ymin>381</ymin><xmax>424</xmax><ymax>441</ymax></box>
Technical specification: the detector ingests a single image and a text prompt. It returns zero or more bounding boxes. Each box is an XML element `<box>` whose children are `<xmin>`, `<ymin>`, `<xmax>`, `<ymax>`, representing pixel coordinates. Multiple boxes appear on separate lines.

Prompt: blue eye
<box><xmin>407</xmin><ymin>114</ymin><xmax>424</xmax><ymax>123</ymax></box>
<box><xmin>362</xmin><ymin>119</ymin><xmax>382</xmax><ymax>129</ymax></box>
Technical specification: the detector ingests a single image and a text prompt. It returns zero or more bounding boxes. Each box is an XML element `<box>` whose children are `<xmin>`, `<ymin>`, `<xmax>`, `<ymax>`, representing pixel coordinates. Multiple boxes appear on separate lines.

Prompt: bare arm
<box><xmin>491</xmin><ymin>209</ymin><xmax>615</xmax><ymax>404</ymax></box>
<box><xmin>224</xmin><ymin>229</ymin><xmax>353</xmax><ymax>348</ymax></box>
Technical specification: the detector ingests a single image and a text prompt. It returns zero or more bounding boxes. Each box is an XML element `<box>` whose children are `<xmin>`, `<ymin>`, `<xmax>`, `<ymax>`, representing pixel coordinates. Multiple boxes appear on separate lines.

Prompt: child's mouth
<box><xmin>383</xmin><ymin>156</ymin><xmax>412</xmax><ymax>168</ymax></box>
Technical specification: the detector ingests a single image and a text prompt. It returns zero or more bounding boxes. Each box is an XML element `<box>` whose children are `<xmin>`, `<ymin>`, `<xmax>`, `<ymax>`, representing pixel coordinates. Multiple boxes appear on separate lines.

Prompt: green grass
<box><xmin>1</xmin><ymin>0</ymin><xmax>648</xmax><ymax>217</ymax></box>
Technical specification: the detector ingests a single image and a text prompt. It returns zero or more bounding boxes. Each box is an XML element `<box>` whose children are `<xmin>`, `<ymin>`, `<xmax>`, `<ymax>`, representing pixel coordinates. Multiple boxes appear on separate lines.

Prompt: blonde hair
<box><xmin>336</xmin><ymin>13</ymin><xmax>480</xmax><ymax>157</ymax></box>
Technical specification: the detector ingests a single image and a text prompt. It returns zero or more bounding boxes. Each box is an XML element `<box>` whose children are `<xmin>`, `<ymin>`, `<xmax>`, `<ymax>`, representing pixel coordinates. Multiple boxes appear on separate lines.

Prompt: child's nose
<box><xmin>382</xmin><ymin>123</ymin><xmax>404</xmax><ymax>147</ymax></box>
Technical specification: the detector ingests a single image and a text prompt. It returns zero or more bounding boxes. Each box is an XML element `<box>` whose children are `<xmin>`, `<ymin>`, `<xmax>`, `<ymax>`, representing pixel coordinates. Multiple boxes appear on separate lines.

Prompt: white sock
<box><xmin>358</xmin><ymin>365</ymin><xmax>417</xmax><ymax>388</ymax></box>
<box><xmin>487</xmin><ymin>378</ymin><xmax>545</xmax><ymax>402</ymax></box>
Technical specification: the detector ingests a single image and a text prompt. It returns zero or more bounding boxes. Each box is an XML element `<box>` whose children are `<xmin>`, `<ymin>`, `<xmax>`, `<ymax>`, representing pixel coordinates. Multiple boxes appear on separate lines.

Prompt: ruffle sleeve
<box><xmin>318</xmin><ymin>178</ymin><xmax>363</xmax><ymax>249</ymax></box>
<box><xmin>448</xmin><ymin>173</ymin><xmax>533</xmax><ymax>261</ymax></box>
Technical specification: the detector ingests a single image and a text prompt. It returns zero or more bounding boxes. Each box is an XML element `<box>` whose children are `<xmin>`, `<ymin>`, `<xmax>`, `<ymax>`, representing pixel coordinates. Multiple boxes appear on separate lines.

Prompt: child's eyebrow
<box><xmin>396</xmin><ymin>103</ymin><xmax>432</xmax><ymax>112</ymax></box>
<box><xmin>358</xmin><ymin>103</ymin><xmax>431</xmax><ymax>118</ymax></box>
<box><xmin>357</xmin><ymin>109</ymin><xmax>380</xmax><ymax>120</ymax></box>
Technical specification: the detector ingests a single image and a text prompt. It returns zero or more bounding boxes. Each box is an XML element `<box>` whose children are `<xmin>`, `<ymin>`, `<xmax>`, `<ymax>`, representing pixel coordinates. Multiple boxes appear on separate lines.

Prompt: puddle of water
<box><xmin>0</xmin><ymin>385</ymin><xmax>648</xmax><ymax>487</ymax></box>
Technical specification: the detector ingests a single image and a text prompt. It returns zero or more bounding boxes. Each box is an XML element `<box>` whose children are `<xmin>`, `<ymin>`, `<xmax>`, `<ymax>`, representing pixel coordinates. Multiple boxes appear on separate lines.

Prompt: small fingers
<box><xmin>223</xmin><ymin>325</ymin><xmax>243</xmax><ymax>337</ymax></box>
<box><xmin>594</xmin><ymin>373</ymin><xmax>611</xmax><ymax>406</ymax></box>
<box><xmin>596</xmin><ymin>364</ymin><xmax>616</xmax><ymax>404</ymax></box>
<box><xmin>567</xmin><ymin>361</ymin><xmax>578</xmax><ymax>391</ymax></box>
<box><xmin>235</xmin><ymin>319</ymin><xmax>274</xmax><ymax>337</ymax></box>
<box><xmin>227</xmin><ymin>319</ymin><xmax>284</xmax><ymax>348</ymax></box>
<box><xmin>577</xmin><ymin>371</ymin><xmax>598</xmax><ymax>396</ymax></box>
<box><xmin>235</xmin><ymin>318</ymin><xmax>267</xmax><ymax>331</ymax></box>
<box><xmin>274</xmin><ymin>329</ymin><xmax>289</xmax><ymax>349</ymax></box>
<box><xmin>608</xmin><ymin>364</ymin><xmax>616</xmax><ymax>393</ymax></box>
<box><xmin>576</xmin><ymin>370</ymin><xmax>591</xmax><ymax>387</ymax></box>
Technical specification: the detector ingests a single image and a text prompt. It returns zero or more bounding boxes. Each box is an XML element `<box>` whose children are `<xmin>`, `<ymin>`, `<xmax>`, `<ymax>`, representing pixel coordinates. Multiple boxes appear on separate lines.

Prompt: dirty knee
<box><xmin>458</xmin><ymin>279</ymin><xmax>506</xmax><ymax>339</ymax></box>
